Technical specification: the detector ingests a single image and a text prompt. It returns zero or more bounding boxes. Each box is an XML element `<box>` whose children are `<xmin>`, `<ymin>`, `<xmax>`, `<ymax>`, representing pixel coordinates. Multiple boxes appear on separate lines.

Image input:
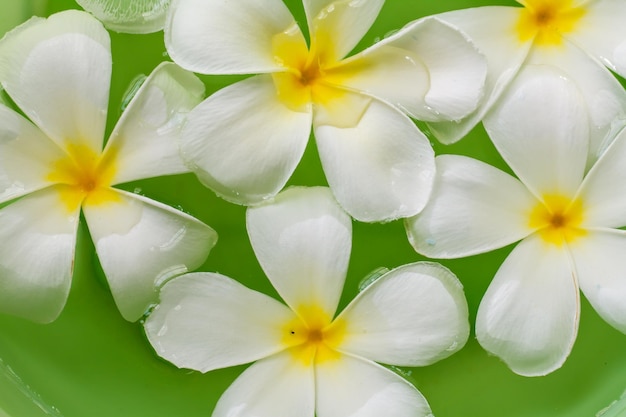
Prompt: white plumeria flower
<box><xmin>76</xmin><ymin>0</ymin><xmax>171</xmax><ymax>34</ymax></box>
<box><xmin>164</xmin><ymin>0</ymin><xmax>487</xmax><ymax>222</ymax></box>
<box><xmin>430</xmin><ymin>0</ymin><xmax>626</xmax><ymax>157</ymax></box>
<box><xmin>145</xmin><ymin>186</ymin><xmax>469</xmax><ymax>417</ymax></box>
<box><xmin>0</xmin><ymin>10</ymin><xmax>218</xmax><ymax>323</ymax></box>
<box><xmin>407</xmin><ymin>67</ymin><xmax>626</xmax><ymax>376</ymax></box>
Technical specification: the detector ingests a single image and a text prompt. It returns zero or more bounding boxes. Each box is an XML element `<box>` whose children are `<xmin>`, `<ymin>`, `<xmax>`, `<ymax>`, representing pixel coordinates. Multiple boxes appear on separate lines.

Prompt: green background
<box><xmin>1</xmin><ymin>0</ymin><xmax>626</xmax><ymax>416</ymax></box>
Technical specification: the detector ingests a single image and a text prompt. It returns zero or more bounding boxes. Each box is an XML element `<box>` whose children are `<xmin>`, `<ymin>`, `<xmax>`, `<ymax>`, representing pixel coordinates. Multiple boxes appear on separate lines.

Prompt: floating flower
<box><xmin>145</xmin><ymin>186</ymin><xmax>469</xmax><ymax>416</ymax></box>
<box><xmin>407</xmin><ymin>68</ymin><xmax>626</xmax><ymax>376</ymax></box>
<box><xmin>0</xmin><ymin>10</ymin><xmax>217</xmax><ymax>323</ymax></box>
<box><xmin>430</xmin><ymin>0</ymin><xmax>626</xmax><ymax>157</ymax></box>
<box><xmin>164</xmin><ymin>0</ymin><xmax>487</xmax><ymax>222</ymax></box>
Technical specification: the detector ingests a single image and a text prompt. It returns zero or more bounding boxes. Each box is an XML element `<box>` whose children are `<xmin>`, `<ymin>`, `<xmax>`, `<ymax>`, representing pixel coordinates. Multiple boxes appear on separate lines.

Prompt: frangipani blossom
<box><xmin>430</xmin><ymin>0</ymin><xmax>626</xmax><ymax>157</ymax></box>
<box><xmin>145</xmin><ymin>186</ymin><xmax>469</xmax><ymax>417</ymax></box>
<box><xmin>165</xmin><ymin>0</ymin><xmax>487</xmax><ymax>222</ymax></box>
<box><xmin>0</xmin><ymin>10</ymin><xmax>217</xmax><ymax>323</ymax></box>
<box><xmin>407</xmin><ymin>68</ymin><xmax>626</xmax><ymax>376</ymax></box>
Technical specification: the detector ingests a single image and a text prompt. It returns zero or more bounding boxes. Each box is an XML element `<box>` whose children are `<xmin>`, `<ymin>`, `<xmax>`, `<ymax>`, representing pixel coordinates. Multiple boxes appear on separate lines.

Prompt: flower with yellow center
<box><xmin>145</xmin><ymin>187</ymin><xmax>469</xmax><ymax>417</ymax></box>
<box><xmin>0</xmin><ymin>11</ymin><xmax>217</xmax><ymax>323</ymax></box>
<box><xmin>163</xmin><ymin>0</ymin><xmax>487</xmax><ymax>222</ymax></box>
<box><xmin>431</xmin><ymin>0</ymin><xmax>626</xmax><ymax>150</ymax></box>
<box><xmin>407</xmin><ymin>70</ymin><xmax>626</xmax><ymax>376</ymax></box>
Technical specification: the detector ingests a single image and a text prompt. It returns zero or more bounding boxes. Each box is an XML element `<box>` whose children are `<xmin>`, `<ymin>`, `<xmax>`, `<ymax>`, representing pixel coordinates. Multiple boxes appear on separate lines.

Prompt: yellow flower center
<box><xmin>282</xmin><ymin>304</ymin><xmax>346</xmax><ymax>366</ymax></box>
<box><xmin>46</xmin><ymin>142</ymin><xmax>119</xmax><ymax>212</ymax></box>
<box><xmin>516</xmin><ymin>0</ymin><xmax>586</xmax><ymax>46</ymax></box>
<box><xmin>529</xmin><ymin>194</ymin><xmax>586</xmax><ymax>245</ymax></box>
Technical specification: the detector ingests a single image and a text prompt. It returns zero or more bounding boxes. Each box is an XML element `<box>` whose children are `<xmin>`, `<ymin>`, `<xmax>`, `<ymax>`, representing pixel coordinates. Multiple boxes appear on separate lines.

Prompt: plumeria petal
<box><xmin>406</xmin><ymin>155</ymin><xmax>537</xmax><ymax>258</ymax></box>
<box><xmin>107</xmin><ymin>62</ymin><xmax>204</xmax><ymax>185</ymax></box>
<box><xmin>0</xmin><ymin>105</ymin><xmax>67</xmax><ymax>204</ymax></box>
<box><xmin>0</xmin><ymin>10</ymin><xmax>110</xmax><ymax>151</ymax></box>
<box><xmin>213</xmin><ymin>352</ymin><xmax>315</xmax><ymax>417</ymax></box>
<box><xmin>336</xmin><ymin>262</ymin><xmax>468</xmax><ymax>367</ymax></box>
<box><xmin>304</xmin><ymin>0</ymin><xmax>384</xmax><ymax>63</ymax></box>
<box><xmin>165</xmin><ymin>0</ymin><xmax>294</xmax><ymax>74</ymax></box>
<box><xmin>82</xmin><ymin>189</ymin><xmax>217</xmax><ymax>321</ymax></box>
<box><xmin>577</xmin><ymin>126</ymin><xmax>626</xmax><ymax>228</ymax></box>
<box><xmin>524</xmin><ymin>43</ymin><xmax>626</xmax><ymax>161</ymax></box>
<box><xmin>428</xmin><ymin>6</ymin><xmax>531</xmax><ymax>144</ymax></box>
<box><xmin>76</xmin><ymin>0</ymin><xmax>170</xmax><ymax>34</ymax></box>
<box><xmin>347</xmin><ymin>16</ymin><xmax>486</xmax><ymax>122</ymax></box>
<box><xmin>566</xmin><ymin>0</ymin><xmax>626</xmax><ymax>77</ymax></box>
<box><xmin>476</xmin><ymin>235</ymin><xmax>580</xmax><ymax>376</ymax></box>
<box><xmin>246</xmin><ymin>187</ymin><xmax>351</xmax><ymax>319</ymax></box>
<box><xmin>315</xmin><ymin>100</ymin><xmax>435</xmax><ymax>222</ymax></box>
<box><xmin>180</xmin><ymin>75</ymin><xmax>311</xmax><ymax>205</ymax></box>
<box><xmin>569</xmin><ymin>230</ymin><xmax>626</xmax><ymax>334</ymax></box>
<box><xmin>144</xmin><ymin>272</ymin><xmax>296</xmax><ymax>372</ymax></box>
<box><xmin>0</xmin><ymin>187</ymin><xmax>79</xmax><ymax>323</ymax></box>
<box><xmin>315</xmin><ymin>353</ymin><xmax>432</xmax><ymax>417</ymax></box>
<box><xmin>484</xmin><ymin>65</ymin><xmax>589</xmax><ymax>199</ymax></box>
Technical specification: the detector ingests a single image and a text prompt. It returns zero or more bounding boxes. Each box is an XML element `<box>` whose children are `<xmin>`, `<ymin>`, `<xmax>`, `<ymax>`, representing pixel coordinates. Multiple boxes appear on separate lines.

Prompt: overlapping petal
<box><xmin>144</xmin><ymin>272</ymin><xmax>296</xmax><ymax>372</ymax></box>
<box><xmin>476</xmin><ymin>235</ymin><xmax>580</xmax><ymax>376</ymax></box>
<box><xmin>213</xmin><ymin>352</ymin><xmax>315</xmax><ymax>417</ymax></box>
<box><xmin>315</xmin><ymin>100</ymin><xmax>435</xmax><ymax>222</ymax></box>
<box><xmin>484</xmin><ymin>65</ymin><xmax>589</xmax><ymax>199</ymax></box>
<box><xmin>0</xmin><ymin>187</ymin><xmax>80</xmax><ymax>323</ymax></box>
<box><xmin>246</xmin><ymin>187</ymin><xmax>351</xmax><ymax>319</ymax></box>
<box><xmin>566</xmin><ymin>0</ymin><xmax>626</xmax><ymax>76</ymax></box>
<box><xmin>336</xmin><ymin>262</ymin><xmax>468</xmax><ymax>366</ymax></box>
<box><xmin>304</xmin><ymin>0</ymin><xmax>384</xmax><ymax>63</ymax></box>
<box><xmin>107</xmin><ymin>62</ymin><xmax>205</xmax><ymax>185</ymax></box>
<box><xmin>315</xmin><ymin>354</ymin><xmax>432</xmax><ymax>417</ymax></box>
<box><xmin>427</xmin><ymin>6</ymin><xmax>531</xmax><ymax>143</ymax></box>
<box><xmin>577</xmin><ymin>126</ymin><xmax>626</xmax><ymax>228</ymax></box>
<box><xmin>165</xmin><ymin>0</ymin><xmax>294</xmax><ymax>74</ymax></box>
<box><xmin>76</xmin><ymin>0</ymin><xmax>170</xmax><ymax>34</ymax></box>
<box><xmin>570</xmin><ymin>230</ymin><xmax>626</xmax><ymax>334</ymax></box>
<box><xmin>83</xmin><ymin>189</ymin><xmax>217</xmax><ymax>321</ymax></box>
<box><xmin>406</xmin><ymin>155</ymin><xmax>537</xmax><ymax>258</ymax></box>
<box><xmin>0</xmin><ymin>10</ymin><xmax>110</xmax><ymax>151</ymax></box>
<box><xmin>0</xmin><ymin>105</ymin><xmax>67</xmax><ymax>204</ymax></box>
<box><xmin>180</xmin><ymin>75</ymin><xmax>312</xmax><ymax>205</ymax></box>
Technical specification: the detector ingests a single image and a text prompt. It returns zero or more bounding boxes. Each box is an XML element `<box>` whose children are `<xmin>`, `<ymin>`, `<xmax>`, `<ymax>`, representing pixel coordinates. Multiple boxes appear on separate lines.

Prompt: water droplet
<box><xmin>120</xmin><ymin>74</ymin><xmax>148</xmax><ymax>112</ymax></box>
<box><xmin>426</xmin><ymin>238</ymin><xmax>436</xmax><ymax>246</ymax></box>
<box><xmin>358</xmin><ymin>267</ymin><xmax>390</xmax><ymax>291</ymax></box>
<box><xmin>157</xmin><ymin>324</ymin><xmax>168</xmax><ymax>337</ymax></box>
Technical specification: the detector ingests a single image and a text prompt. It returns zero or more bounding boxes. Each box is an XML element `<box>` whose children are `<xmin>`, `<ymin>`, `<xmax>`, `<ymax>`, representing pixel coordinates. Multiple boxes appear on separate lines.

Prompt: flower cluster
<box><xmin>2</xmin><ymin>0</ymin><xmax>626</xmax><ymax>416</ymax></box>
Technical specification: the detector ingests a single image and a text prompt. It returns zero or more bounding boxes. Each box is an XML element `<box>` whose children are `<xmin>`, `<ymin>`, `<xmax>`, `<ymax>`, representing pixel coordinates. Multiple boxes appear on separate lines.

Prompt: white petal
<box><xmin>76</xmin><ymin>0</ymin><xmax>170</xmax><ymax>34</ymax></box>
<box><xmin>107</xmin><ymin>62</ymin><xmax>204</xmax><ymax>185</ymax></box>
<box><xmin>476</xmin><ymin>235</ymin><xmax>580</xmax><ymax>376</ymax></box>
<box><xmin>144</xmin><ymin>272</ymin><xmax>296</xmax><ymax>372</ymax></box>
<box><xmin>316</xmin><ymin>354</ymin><xmax>432</xmax><ymax>417</ymax></box>
<box><xmin>406</xmin><ymin>155</ymin><xmax>536</xmax><ymax>258</ymax></box>
<box><xmin>577</xmin><ymin>127</ymin><xmax>626</xmax><ymax>228</ymax></box>
<box><xmin>0</xmin><ymin>105</ymin><xmax>67</xmax><ymax>204</ymax></box>
<box><xmin>180</xmin><ymin>76</ymin><xmax>311</xmax><ymax>205</ymax></box>
<box><xmin>427</xmin><ymin>6</ymin><xmax>531</xmax><ymax>144</ymax></box>
<box><xmin>484</xmin><ymin>64</ymin><xmax>589</xmax><ymax>198</ymax></box>
<box><xmin>304</xmin><ymin>0</ymin><xmax>384</xmax><ymax>62</ymax></box>
<box><xmin>569</xmin><ymin>230</ymin><xmax>626</xmax><ymax>334</ymax></box>
<box><xmin>165</xmin><ymin>0</ymin><xmax>294</xmax><ymax>74</ymax></box>
<box><xmin>83</xmin><ymin>189</ymin><xmax>217</xmax><ymax>321</ymax></box>
<box><xmin>315</xmin><ymin>100</ymin><xmax>435</xmax><ymax>222</ymax></box>
<box><xmin>246</xmin><ymin>187</ymin><xmax>351</xmax><ymax>319</ymax></box>
<box><xmin>354</xmin><ymin>16</ymin><xmax>487</xmax><ymax>122</ymax></box>
<box><xmin>0</xmin><ymin>10</ymin><xmax>110</xmax><ymax>151</ymax></box>
<box><xmin>336</xmin><ymin>262</ymin><xmax>469</xmax><ymax>367</ymax></box>
<box><xmin>525</xmin><ymin>42</ymin><xmax>626</xmax><ymax>161</ymax></box>
<box><xmin>213</xmin><ymin>352</ymin><xmax>315</xmax><ymax>417</ymax></box>
<box><xmin>0</xmin><ymin>187</ymin><xmax>79</xmax><ymax>323</ymax></box>
<box><xmin>566</xmin><ymin>0</ymin><xmax>626</xmax><ymax>77</ymax></box>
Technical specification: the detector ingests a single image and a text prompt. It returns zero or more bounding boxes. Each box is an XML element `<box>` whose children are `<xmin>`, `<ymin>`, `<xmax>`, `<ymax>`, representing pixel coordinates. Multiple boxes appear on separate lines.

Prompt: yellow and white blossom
<box><xmin>164</xmin><ymin>0</ymin><xmax>487</xmax><ymax>222</ymax></box>
<box><xmin>0</xmin><ymin>10</ymin><xmax>217</xmax><ymax>323</ymax></box>
<box><xmin>407</xmin><ymin>68</ymin><xmax>626</xmax><ymax>376</ymax></box>
<box><xmin>145</xmin><ymin>187</ymin><xmax>469</xmax><ymax>417</ymax></box>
